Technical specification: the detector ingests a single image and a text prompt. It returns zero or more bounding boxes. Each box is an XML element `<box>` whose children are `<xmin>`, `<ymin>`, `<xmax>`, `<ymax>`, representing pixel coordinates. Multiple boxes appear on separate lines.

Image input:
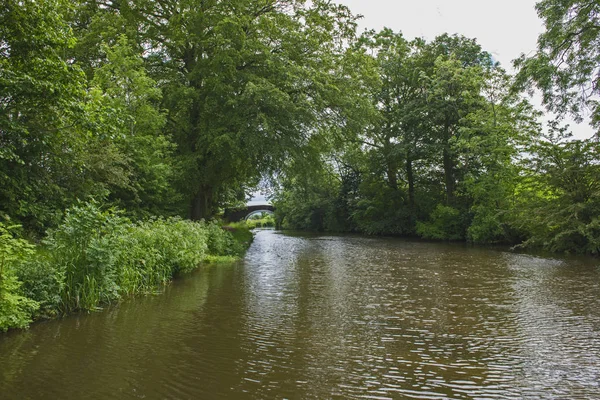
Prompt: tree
<box><xmin>77</xmin><ymin>0</ymin><xmax>369</xmax><ymax>220</ymax></box>
<box><xmin>458</xmin><ymin>67</ymin><xmax>541</xmax><ymax>243</ymax></box>
<box><xmin>87</xmin><ymin>35</ymin><xmax>178</xmax><ymax>217</ymax></box>
<box><xmin>418</xmin><ymin>35</ymin><xmax>493</xmax><ymax>205</ymax></box>
<box><xmin>0</xmin><ymin>0</ymin><xmax>90</xmax><ymax>231</ymax></box>
<box><xmin>358</xmin><ymin>30</ymin><xmax>425</xmax><ymax>207</ymax></box>
<box><xmin>512</xmin><ymin>127</ymin><xmax>600</xmax><ymax>253</ymax></box>
<box><xmin>514</xmin><ymin>0</ymin><xmax>600</xmax><ymax>135</ymax></box>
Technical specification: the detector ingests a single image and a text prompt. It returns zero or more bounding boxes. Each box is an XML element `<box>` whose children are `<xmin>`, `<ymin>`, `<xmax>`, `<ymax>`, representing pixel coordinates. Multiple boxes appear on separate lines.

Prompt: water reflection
<box><xmin>1</xmin><ymin>230</ymin><xmax>599</xmax><ymax>399</ymax></box>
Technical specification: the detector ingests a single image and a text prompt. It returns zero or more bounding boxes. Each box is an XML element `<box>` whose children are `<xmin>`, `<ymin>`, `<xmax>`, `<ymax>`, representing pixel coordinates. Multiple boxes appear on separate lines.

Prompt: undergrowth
<box><xmin>0</xmin><ymin>201</ymin><xmax>252</xmax><ymax>332</ymax></box>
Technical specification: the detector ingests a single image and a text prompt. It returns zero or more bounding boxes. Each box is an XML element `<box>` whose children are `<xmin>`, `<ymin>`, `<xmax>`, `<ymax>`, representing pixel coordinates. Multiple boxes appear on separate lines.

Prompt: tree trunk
<box><xmin>387</xmin><ymin>161</ymin><xmax>398</xmax><ymax>189</ymax></box>
<box><xmin>443</xmin><ymin>145</ymin><xmax>455</xmax><ymax>204</ymax></box>
<box><xmin>406</xmin><ymin>156</ymin><xmax>415</xmax><ymax>209</ymax></box>
<box><xmin>190</xmin><ymin>185</ymin><xmax>214</xmax><ymax>221</ymax></box>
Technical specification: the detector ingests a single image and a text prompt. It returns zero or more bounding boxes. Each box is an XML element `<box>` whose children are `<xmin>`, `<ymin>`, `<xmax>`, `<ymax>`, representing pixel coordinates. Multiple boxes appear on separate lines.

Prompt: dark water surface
<box><xmin>1</xmin><ymin>230</ymin><xmax>600</xmax><ymax>399</ymax></box>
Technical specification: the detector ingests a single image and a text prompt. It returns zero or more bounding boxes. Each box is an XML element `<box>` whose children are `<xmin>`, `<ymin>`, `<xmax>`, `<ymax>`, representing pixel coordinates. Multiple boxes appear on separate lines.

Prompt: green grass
<box><xmin>225</xmin><ymin>222</ymin><xmax>254</xmax><ymax>242</ymax></box>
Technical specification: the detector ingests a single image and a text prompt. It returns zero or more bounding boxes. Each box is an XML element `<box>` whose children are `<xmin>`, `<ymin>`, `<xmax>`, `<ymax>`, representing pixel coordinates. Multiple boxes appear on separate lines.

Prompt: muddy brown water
<box><xmin>1</xmin><ymin>230</ymin><xmax>600</xmax><ymax>399</ymax></box>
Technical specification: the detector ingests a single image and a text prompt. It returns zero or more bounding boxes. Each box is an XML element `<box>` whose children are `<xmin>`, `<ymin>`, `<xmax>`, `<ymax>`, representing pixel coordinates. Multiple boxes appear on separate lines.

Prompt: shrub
<box><xmin>0</xmin><ymin>222</ymin><xmax>39</xmax><ymax>331</ymax></box>
<box><xmin>352</xmin><ymin>180</ymin><xmax>415</xmax><ymax>235</ymax></box>
<box><xmin>15</xmin><ymin>255</ymin><xmax>63</xmax><ymax>319</ymax></box>
<box><xmin>417</xmin><ymin>204</ymin><xmax>466</xmax><ymax>240</ymax></box>
<box><xmin>206</xmin><ymin>222</ymin><xmax>248</xmax><ymax>258</ymax></box>
<box><xmin>467</xmin><ymin>205</ymin><xmax>505</xmax><ymax>244</ymax></box>
<box><xmin>245</xmin><ymin>215</ymin><xmax>275</xmax><ymax>229</ymax></box>
<box><xmin>44</xmin><ymin>201</ymin><xmax>129</xmax><ymax>312</ymax></box>
<box><xmin>2</xmin><ymin>201</ymin><xmax>252</xmax><ymax>329</ymax></box>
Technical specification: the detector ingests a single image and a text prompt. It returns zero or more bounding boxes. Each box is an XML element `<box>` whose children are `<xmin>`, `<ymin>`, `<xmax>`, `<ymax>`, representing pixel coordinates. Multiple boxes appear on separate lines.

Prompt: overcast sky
<box><xmin>337</xmin><ymin>0</ymin><xmax>542</xmax><ymax>70</ymax></box>
<box><xmin>335</xmin><ymin>0</ymin><xmax>595</xmax><ymax>139</ymax></box>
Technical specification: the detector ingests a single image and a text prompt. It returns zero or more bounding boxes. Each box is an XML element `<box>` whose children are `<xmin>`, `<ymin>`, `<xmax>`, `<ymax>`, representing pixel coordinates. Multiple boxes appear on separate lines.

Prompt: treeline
<box><xmin>274</xmin><ymin>26</ymin><xmax>600</xmax><ymax>255</ymax></box>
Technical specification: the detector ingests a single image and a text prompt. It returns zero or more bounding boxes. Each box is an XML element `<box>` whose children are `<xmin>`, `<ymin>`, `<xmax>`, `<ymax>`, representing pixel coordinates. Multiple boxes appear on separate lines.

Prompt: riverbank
<box><xmin>0</xmin><ymin>201</ymin><xmax>253</xmax><ymax>332</ymax></box>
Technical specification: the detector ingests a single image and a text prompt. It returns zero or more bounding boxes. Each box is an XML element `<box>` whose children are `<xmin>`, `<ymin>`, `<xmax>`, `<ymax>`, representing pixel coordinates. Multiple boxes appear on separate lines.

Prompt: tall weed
<box><xmin>1</xmin><ymin>201</ymin><xmax>251</xmax><ymax>330</ymax></box>
<box><xmin>44</xmin><ymin>201</ymin><xmax>128</xmax><ymax>312</ymax></box>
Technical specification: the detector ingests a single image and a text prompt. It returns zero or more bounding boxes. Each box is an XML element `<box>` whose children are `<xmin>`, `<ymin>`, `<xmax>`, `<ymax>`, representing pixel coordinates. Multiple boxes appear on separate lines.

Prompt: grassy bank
<box><xmin>0</xmin><ymin>201</ymin><xmax>252</xmax><ymax>332</ymax></box>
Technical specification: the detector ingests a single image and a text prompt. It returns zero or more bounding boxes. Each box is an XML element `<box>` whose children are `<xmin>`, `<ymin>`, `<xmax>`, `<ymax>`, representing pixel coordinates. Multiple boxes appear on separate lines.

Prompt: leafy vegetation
<box><xmin>0</xmin><ymin>223</ymin><xmax>39</xmax><ymax>331</ymax></box>
<box><xmin>274</xmin><ymin>25</ymin><xmax>600</xmax><ymax>255</ymax></box>
<box><xmin>0</xmin><ymin>201</ymin><xmax>249</xmax><ymax>331</ymax></box>
<box><xmin>514</xmin><ymin>0</ymin><xmax>600</xmax><ymax>135</ymax></box>
<box><xmin>245</xmin><ymin>214</ymin><xmax>276</xmax><ymax>229</ymax></box>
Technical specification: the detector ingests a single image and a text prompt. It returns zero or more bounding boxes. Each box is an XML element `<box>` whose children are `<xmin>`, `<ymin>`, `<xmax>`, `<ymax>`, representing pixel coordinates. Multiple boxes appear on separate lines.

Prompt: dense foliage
<box><xmin>0</xmin><ymin>0</ymin><xmax>370</xmax><ymax>329</ymax></box>
<box><xmin>246</xmin><ymin>214</ymin><xmax>276</xmax><ymax>229</ymax></box>
<box><xmin>515</xmin><ymin>0</ymin><xmax>600</xmax><ymax>135</ymax></box>
<box><xmin>0</xmin><ymin>201</ymin><xmax>249</xmax><ymax>331</ymax></box>
<box><xmin>1</xmin><ymin>0</ymin><xmax>371</xmax><ymax>232</ymax></box>
<box><xmin>274</xmin><ymin>26</ymin><xmax>600</xmax><ymax>255</ymax></box>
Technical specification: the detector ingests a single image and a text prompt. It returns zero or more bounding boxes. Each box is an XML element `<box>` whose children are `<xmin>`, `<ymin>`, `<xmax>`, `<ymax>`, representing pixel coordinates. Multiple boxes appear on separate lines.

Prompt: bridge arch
<box><xmin>245</xmin><ymin>209</ymin><xmax>274</xmax><ymax>221</ymax></box>
<box><xmin>224</xmin><ymin>204</ymin><xmax>275</xmax><ymax>222</ymax></box>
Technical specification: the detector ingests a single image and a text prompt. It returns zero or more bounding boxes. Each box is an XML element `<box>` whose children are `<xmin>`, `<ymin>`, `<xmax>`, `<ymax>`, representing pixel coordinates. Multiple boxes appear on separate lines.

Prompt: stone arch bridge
<box><xmin>224</xmin><ymin>204</ymin><xmax>275</xmax><ymax>222</ymax></box>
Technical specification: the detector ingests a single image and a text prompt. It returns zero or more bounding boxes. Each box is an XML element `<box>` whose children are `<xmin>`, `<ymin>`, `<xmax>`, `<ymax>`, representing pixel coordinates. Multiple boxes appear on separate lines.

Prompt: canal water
<box><xmin>1</xmin><ymin>230</ymin><xmax>600</xmax><ymax>399</ymax></box>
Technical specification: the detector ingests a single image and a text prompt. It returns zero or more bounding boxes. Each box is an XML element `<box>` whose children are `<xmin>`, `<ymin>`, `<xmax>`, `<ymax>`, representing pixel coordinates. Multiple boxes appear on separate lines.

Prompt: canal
<box><xmin>1</xmin><ymin>230</ymin><xmax>599</xmax><ymax>399</ymax></box>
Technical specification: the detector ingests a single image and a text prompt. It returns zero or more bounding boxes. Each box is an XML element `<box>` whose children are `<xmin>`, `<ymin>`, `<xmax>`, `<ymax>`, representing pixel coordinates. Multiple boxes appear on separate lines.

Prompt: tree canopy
<box><xmin>515</xmin><ymin>0</ymin><xmax>600</xmax><ymax>135</ymax></box>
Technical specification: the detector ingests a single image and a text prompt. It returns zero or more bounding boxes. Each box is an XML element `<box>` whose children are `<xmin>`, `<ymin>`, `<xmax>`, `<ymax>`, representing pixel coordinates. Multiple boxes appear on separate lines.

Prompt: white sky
<box><xmin>248</xmin><ymin>194</ymin><xmax>268</xmax><ymax>205</ymax></box>
<box><xmin>335</xmin><ymin>0</ymin><xmax>595</xmax><ymax>139</ymax></box>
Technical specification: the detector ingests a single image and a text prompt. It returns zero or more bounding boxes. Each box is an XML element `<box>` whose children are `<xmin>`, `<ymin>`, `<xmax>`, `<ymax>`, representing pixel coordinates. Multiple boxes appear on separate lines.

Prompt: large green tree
<box><xmin>75</xmin><ymin>0</ymin><xmax>369</xmax><ymax>220</ymax></box>
<box><xmin>515</xmin><ymin>0</ymin><xmax>600</xmax><ymax>134</ymax></box>
<box><xmin>417</xmin><ymin>34</ymin><xmax>494</xmax><ymax>205</ymax></box>
<box><xmin>86</xmin><ymin>35</ymin><xmax>177</xmax><ymax>217</ymax></box>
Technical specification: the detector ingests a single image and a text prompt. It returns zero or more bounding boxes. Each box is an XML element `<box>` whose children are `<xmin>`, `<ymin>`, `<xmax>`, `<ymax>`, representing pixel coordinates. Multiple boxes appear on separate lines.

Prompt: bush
<box><xmin>352</xmin><ymin>180</ymin><xmax>415</xmax><ymax>235</ymax></box>
<box><xmin>417</xmin><ymin>204</ymin><xmax>467</xmax><ymax>240</ymax></box>
<box><xmin>113</xmin><ymin>217</ymin><xmax>210</xmax><ymax>294</ymax></box>
<box><xmin>206</xmin><ymin>222</ymin><xmax>250</xmax><ymax>258</ymax></box>
<box><xmin>15</xmin><ymin>255</ymin><xmax>63</xmax><ymax>319</ymax></box>
<box><xmin>42</xmin><ymin>202</ymin><xmax>246</xmax><ymax>313</ymax></box>
<box><xmin>1</xmin><ymin>201</ymin><xmax>252</xmax><ymax>329</ymax></box>
<box><xmin>44</xmin><ymin>201</ymin><xmax>129</xmax><ymax>312</ymax></box>
<box><xmin>245</xmin><ymin>215</ymin><xmax>275</xmax><ymax>229</ymax></box>
<box><xmin>0</xmin><ymin>222</ymin><xmax>39</xmax><ymax>331</ymax></box>
<box><xmin>467</xmin><ymin>205</ymin><xmax>505</xmax><ymax>244</ymax></box>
